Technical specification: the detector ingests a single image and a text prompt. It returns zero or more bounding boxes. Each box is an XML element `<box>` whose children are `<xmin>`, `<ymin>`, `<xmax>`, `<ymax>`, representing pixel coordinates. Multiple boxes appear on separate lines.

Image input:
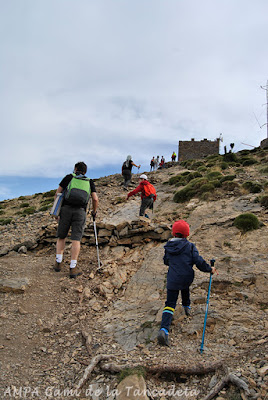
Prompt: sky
<box><xmin>0</xmin><ymin>0</ymin><xmax>268</xmax><ymax>201</ymax></box>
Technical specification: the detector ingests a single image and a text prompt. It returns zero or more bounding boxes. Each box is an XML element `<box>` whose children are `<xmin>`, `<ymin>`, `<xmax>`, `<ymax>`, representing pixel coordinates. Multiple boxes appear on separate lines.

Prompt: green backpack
<box><xmin>65</xmin><ymin>174</ymin><xmax>91</xmax><ymax>207</ymax></box>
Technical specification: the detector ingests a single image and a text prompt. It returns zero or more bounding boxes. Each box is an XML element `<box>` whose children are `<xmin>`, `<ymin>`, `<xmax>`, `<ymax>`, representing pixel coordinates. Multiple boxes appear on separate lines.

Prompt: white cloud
<box><xmin>0</xmin><ymin>0</ymin><xmax>267</xmax><ymax>178</ymax></box>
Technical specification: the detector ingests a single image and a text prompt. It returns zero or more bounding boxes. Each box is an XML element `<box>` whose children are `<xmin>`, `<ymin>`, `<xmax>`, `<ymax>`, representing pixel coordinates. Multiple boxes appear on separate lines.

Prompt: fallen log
<box><xmin>100</xmin><ymin>360</ymin><xmax>223</xmax><ymax>375</ymax></box>
<box><xmin>201</xmin><ymin>372</ymin><xmax>250</xmax><ymax>400</ymax></box>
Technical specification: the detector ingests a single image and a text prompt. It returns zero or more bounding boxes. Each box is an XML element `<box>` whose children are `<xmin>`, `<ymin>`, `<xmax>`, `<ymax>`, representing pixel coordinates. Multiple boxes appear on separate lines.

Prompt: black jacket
<box><xmin>163</xmin><ymin>238</ymin><xmax>212</xmax><ymax>290</ymax></box>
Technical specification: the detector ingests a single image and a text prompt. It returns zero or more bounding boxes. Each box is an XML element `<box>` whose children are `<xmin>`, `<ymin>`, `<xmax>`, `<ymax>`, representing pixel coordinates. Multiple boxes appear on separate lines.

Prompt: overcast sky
<box><xmin>0</xmin><ymin>0</ymin><xmax>268</xmax><ymax>186</ymax></box>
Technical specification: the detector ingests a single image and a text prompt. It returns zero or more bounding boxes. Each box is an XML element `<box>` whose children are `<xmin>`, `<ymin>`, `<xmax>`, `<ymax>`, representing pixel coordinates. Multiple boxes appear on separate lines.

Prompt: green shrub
<box><xmin>259</xmin><ymin>166</ymin><xmax>268</xmax><ymax>174</ymax></box>
<box><xmin>21</xmin><ymin>207</ymin><xmax>36</xmax><ymax>216</ymax></box>
<box><xmin>197</xmin><ymin>166</ymin><xmax>207</xmax><ymax>173</ymax></box>
<box><xmin>220</xmin><ymin>162</ymin><xmax>228</xmax><ymax>170</ymax></box>
<box><xmin>259</xmin><ymin>195</ymin><xmax>268</xmax><ymax>208</ymax></box>
<box><xmin>233</xmin><ymin>213</ymin><xmax>259</xmax><ymax>232</ymax></box>
<box><xmin>19</xmin><ymin>202</ymin><xmax>30</xmax><ymax>208</ymax></box>
<box><xmin>174</xmin><ymin>187</ymin><xmax>195</xmax><ymax>203</ymax></box>
<box><xmin>0</xmin><ymin>218</ymin><xmax>12</xmax><ymax>225</ymax></box>
<box><xmin>206</xmin><ymin>171</ymin><xmax>222</xmax><ymax>180</ymax></box>
<box><xmin>18</xmin><ymin>196</ymin><xmax>27</xmax><ymax>200</ymax></box>
<box><xmin>219</xmin><ymin>175</ymin><xmax>236</xmax><ymax>183</ymax></box>
<box><xmin>41</xmin><ymin>198</ymin><xmax>54</xmax><ymax>205</ymax></box>
<box><xmin>191</xmin><ymin>161</ymin><xmax>205</xmax><ymax>170</ymax></box>
<box><xmin>242</xmin><ymin>181</ymin><xmax>263</xmax><ymax>193</ymax></box>
<box><xmin>39</xmin><ymin>205</ymin><xmax>51</xmax><ymax>211</ymax></box>
<box><xmin>223</xmin><ymin>153</ymin><xmax>238</xmax><ymax>163</ymax></box>
<box><xmin>222</xmin><ymin>181</ymin><xmax>239</xmax><ymax>191</ymax></box>
<box><xmin>242</xmin><ymin>158</ymin><xmax>258</xmax><ymax>166</ymax></box>
<box><xmin>42</xmin><ymin>189</ymin><xmax>56</xmax><ymax>198</ymax></box>
<box><xmin>199</xmin><ymin>183</ymin><xmax>215</xmax><ymax>193</ymax></box>
<box><xmin>168</xmin><ymin>175</ymin><xmax>184</xmax><ymax>185</ymax></box>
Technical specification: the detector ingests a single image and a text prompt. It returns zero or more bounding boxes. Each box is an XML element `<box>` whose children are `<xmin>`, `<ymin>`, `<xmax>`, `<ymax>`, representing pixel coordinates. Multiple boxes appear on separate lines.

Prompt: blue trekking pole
<box><xmin>200</xmin><ymin>259</ymin><xmax>215</xmax><ymax>354</ymax></box>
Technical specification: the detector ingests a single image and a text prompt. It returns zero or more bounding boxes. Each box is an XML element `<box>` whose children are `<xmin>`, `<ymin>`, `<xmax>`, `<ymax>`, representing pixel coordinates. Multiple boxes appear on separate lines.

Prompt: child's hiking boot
<box><xmin>54</xmin><ymin>261</ymin><xmax>62</xmax><ymax>272</ymax></box>
<box><xmin>157</xmin><ymin>329</ymin><xmax>169</xmax><ymax>346</ymax></box>
<box><xmin>69</xmin><ymin>266</ymin><xmax>82</xmax><ymax>279</ymax></box>
<box><xmin>183</xmin><ymin>306</ymin><xmax>191</xmax><ymax>317</ymax></box>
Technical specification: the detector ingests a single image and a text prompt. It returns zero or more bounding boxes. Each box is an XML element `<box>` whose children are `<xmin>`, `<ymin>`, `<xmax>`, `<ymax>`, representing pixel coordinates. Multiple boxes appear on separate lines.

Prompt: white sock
<box><xmin>70</xmin><ymin>260</ymin><xmax>77</xmax><ymax>269</ymax></box>
<box><xmin>56</xmin><ymin>254</ymin><xmax>63</xmax><ymax>263</ymax></box>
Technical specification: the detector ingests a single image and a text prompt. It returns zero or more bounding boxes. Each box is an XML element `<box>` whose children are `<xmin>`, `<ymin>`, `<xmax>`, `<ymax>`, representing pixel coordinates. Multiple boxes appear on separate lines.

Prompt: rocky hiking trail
<box><xmin>0</xmin><ymin>152</ymin><xmax>268</xmax><ymax>399</ymax></box>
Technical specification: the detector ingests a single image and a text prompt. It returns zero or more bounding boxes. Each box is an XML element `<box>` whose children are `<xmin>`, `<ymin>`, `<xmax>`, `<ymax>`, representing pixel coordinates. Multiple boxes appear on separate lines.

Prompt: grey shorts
<box><xmin>57</xmin><ymin>205</ymin><xmax>86</xmax><ymax>241</ymax></box>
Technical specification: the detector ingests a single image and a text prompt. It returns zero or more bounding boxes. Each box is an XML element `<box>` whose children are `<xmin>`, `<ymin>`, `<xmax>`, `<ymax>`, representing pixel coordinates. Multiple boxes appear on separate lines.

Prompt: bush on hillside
<box><xmin>21</xmin><ymin>207</ymin><xmax>36</xmax><ymax>216</ymax></box>
<box><xmin>19</xmin><ymin>202</ymin><xmax>30</xmax><ymax>208</ymax></box>
<box><xmin>223</xmin><ymin>153</ymin><xmax>238</xmax><ymax>163</ymax></box>
<box><xmin>219</xmin><ymin>175</ymin><xmax>236</xmax><ymax>183</ymax></box>
<box><xmin>259</xmin><ymin>195</ymin><xmax>268</xmax><ymax>209</ymax></box>
<box><xmin>220</xmin><ymin>162</ymin><xmax>229</xmax><ymax>170</ymax></box>
<box><xmin>206</xmin><ymin>171</ymin><xmax>223</xmax><ymax>180</ymax></box>
<box><xmin>43</xmin><ymin>190</ymin><xmax>56</xmax><ymax>198</ymax></box>
<box><xmin>0</xmin><ymin>218</ymin><xmax>12</xmax><ymax>225</ymax></box>
<box><xmin>242</xmin><ymin>158</ymin><xmax>258</xmax><ymax>166</ymax></box>
<box><xmin>259</xmin><ymin>165</ymin><xmax>268</xmax><ymax>174</ymax></box>
<box><xmin>242</xmin><ymin>181</ymin><xmax>263</xmax><ymax>193</ymax></box>
<box><xmin>233</xmin><ymin>213</ymin><xmax>259</xmax><ymax>232</ymax></box>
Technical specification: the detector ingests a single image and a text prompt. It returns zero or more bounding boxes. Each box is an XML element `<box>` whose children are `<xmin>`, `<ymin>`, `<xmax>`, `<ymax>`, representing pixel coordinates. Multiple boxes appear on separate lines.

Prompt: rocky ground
<box><xmin>0</xmin><ymin>150</ymin><xmax>268</xmax><ymax>400</ymax></box>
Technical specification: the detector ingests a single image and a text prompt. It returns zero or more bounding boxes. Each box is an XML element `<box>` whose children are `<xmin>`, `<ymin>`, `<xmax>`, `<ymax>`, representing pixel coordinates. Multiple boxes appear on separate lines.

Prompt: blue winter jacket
<box><xmin>163</xmin><ymin>238</ymin><xmax>212</xmax><ymax>290</ymax></box>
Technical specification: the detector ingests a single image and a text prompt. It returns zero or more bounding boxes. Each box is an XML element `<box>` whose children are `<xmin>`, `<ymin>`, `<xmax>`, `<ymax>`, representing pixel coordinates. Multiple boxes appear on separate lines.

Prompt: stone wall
<box><xmin>178</xmin><ymin>138</ymin><xmax>220</xmax><ymax>161</ymax></box>
<box><xmin>40</xmin><ymin>219</ymin><xmax>171</xmax><ymax>248</ymax></box>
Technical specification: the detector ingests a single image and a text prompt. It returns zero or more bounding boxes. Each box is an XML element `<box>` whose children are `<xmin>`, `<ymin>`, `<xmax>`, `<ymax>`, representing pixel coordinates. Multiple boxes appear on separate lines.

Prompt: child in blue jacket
<box><xmin>157</xmin><ymin>220</ymin><xmax>216</xmax><ymax>346</ymax></box>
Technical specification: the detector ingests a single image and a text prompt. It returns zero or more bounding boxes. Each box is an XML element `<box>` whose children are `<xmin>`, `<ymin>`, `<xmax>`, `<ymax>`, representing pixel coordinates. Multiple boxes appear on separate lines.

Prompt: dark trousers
<box><xmin>139</xmin><ymin>196</ymin><xmax>153</xmax><ymax>216</ymax></box>
<box><xmin>160</xmin><ymin>288</ymin><xmax>190</xmax><ymax>332</ymax></box>
<box><xmin>122</xmin><ymin>170</ymin><xmax>131</xmax><ymax>188</ymax></box>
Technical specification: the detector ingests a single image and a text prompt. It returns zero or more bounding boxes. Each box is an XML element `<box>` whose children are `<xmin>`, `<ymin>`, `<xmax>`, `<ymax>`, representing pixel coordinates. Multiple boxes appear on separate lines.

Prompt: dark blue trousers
<box><xmin>160</xmin><ymin>288</ymin><xmax>190</xmax><ymax>332</ymax></box>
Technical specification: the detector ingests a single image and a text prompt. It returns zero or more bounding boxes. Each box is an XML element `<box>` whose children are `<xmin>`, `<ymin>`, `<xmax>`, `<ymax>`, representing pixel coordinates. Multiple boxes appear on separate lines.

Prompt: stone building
<box><xmin>178</xmin><ymin>138</ymin><xmax>220</xmax><ymax>161</ymax></box>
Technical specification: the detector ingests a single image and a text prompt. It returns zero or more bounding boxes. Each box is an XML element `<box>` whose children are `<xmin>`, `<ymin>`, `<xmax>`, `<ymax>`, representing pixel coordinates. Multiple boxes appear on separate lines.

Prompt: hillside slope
<box><xmin>0</xmin><ymin>149</ymin><xmax>268</xmax><ymax>399</ymax></box>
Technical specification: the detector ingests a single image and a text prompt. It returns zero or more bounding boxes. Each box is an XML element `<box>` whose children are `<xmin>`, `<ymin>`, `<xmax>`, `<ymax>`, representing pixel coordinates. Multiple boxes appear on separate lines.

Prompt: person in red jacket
<box><xmin>126</xmin><ymin>174</ymin><xmax>157</xmax><ymax>218</ymax></box>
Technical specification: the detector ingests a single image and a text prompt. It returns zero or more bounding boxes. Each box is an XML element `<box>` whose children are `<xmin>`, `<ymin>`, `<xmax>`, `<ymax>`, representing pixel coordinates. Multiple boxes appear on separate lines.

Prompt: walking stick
<box><xmin>200</xmin><ymin>259</ymin><xmax>215</xmax><ymax>354</ymax></box>
<box><xmin>92</xmin><ymin>214</ymin><xmax>102</xmax><ymax>270</ymax></box>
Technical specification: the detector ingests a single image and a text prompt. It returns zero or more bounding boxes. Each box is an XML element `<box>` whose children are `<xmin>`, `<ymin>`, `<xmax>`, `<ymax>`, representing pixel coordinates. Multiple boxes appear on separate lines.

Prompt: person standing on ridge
<box><xmin>126</xmin><ymin>174</ymin><xmax>157</xmax><ymax>218</ymax></box>
<box><xmin>121</xmin><ymin>155</ymin><xmax>140</xmax><ymax>189</ymax></box>
<box><xmin>157</xmin><ymin>220</ymin><xmax>216</xmax><ymax>346</ymax></box>
<box><xmin>54</xmin><ymin>161</ymin><xmax>99</xmax><ymax>279</ymax></box>
<box><xmin>150</xmin><ymin>157</ymin><xmax>155</xmax><ymax>172</ymax></box>
<box><xmin>171</xmin><ymin>151</ymin><xmax>176</xmax><ymax>162</ymax></box>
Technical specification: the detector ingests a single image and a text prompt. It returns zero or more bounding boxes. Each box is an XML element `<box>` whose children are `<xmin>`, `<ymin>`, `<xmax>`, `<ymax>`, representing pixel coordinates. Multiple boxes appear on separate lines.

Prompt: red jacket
<box><xmin>127</xmin><ymin>180</ymin><xmax>157</xmax><ymax>200</ymax></box>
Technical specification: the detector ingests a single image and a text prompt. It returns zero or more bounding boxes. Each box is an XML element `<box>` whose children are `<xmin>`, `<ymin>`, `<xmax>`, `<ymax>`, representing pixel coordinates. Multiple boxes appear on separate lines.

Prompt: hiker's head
<box><xmin>126</xmin><ymin>155</ymin><xmax>132</xmax><ymax>161</ymax></box>
<box><xmin>139</xmin><ymin>174</ymin><xmax>147</xmax><ymax>181</ymax></box>
<box><xmin>74</xmin><ymin>161</ymin><xmax>87</xmax><ymax>175</ymax></box>
<box><xmin>172</xmin><ymin>220</ymin><xmax>190</xmax><ymax>238</ymax></box>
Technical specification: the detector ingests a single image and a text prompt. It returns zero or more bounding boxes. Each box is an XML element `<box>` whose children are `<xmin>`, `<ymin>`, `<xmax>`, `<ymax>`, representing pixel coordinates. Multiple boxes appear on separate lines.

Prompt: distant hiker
<box><xmin>122</xmin><ymin>155</ymin><xmax>140</xmax><ymax>190</ymax></box>
<box><xmin>159</xmin><ymin>156</ymin><xmax>165</xmax><ymax>169</ymax></box>
<box><xmin>171</xmin><ymin>151</ymin><xmax>176</xmax><ymax>162</ymax></box>
<box><xmin>150</xmin><ymin>157</ymin><xmax>155</xmax><ymax>172</ymax></box>
<box><xmin>157</xmin><ymin>220</ymin><xmax>216</xmax><ymax>346</ymax></box>
<box><xmin>54</xmin><ymin>162</ymin><xmax>99</xmax><ymax>279</ymax></box>
<box><xmin>126</xmin><ymin>174</ymin><xmax>156</xmax><ymax>218</ymax></box>
<box><xmin>155</xmin><ymin>155</ymin><xmax>160</xmax><ymax>169</ymax></box>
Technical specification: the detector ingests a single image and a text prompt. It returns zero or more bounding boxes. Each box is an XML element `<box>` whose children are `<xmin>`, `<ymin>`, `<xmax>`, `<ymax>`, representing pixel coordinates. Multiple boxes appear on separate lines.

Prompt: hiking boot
<box><xmin>144</xmin><ymin>214</ymin><xmax>150</xmax><ymax>219</ymax></box>
<box><xmin>69</xmin><ymin>266</ymin><xmax>82</xmax><ymax>279</ymax></box>
<box><xmin>54</xmin><ymin>261</ymin><xmax>62</xmax><ymax>272</ymax></box>
<box><xmin>157</xmin><ymin>329</ymin><xmax>169</xmax><ymax>346</ymax></box>
<box><xmin>183</xmin><ymin>306</ymin><xmax>191</xmax><ymax>316</ymax></box>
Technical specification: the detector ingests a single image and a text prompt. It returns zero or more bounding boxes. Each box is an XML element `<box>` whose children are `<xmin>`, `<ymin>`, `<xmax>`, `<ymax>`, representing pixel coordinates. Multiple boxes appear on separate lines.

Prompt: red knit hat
<box><xmin>172</xmin><ymin>220</ymin><xmax>190</xmax><ymax>238</ymax></box>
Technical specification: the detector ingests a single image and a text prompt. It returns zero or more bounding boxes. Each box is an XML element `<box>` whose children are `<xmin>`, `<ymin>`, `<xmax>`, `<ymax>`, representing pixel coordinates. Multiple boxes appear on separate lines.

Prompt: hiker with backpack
<box><xmin>126</xmin><ymin>174</ymin><xmax>157</xmax><ymax>218</ymax></box>
<box><xmin>54</xmin><ymin>162</ymin><xmax>99</xmax><ymax>279</ymax></box>
<box><xmin>122</xmin><ymin>155</ymin><xmax>141</xmax><ymax>190</ymax></box>
<box><xmin>150</xmin><ymin>157</ymin><xmax>155</xmax><ymax>171</ymax></box>
<box><xmin>157</xmin><ymin>220</ymin><xmax>216</xmax><ymax>346</ymax></box>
